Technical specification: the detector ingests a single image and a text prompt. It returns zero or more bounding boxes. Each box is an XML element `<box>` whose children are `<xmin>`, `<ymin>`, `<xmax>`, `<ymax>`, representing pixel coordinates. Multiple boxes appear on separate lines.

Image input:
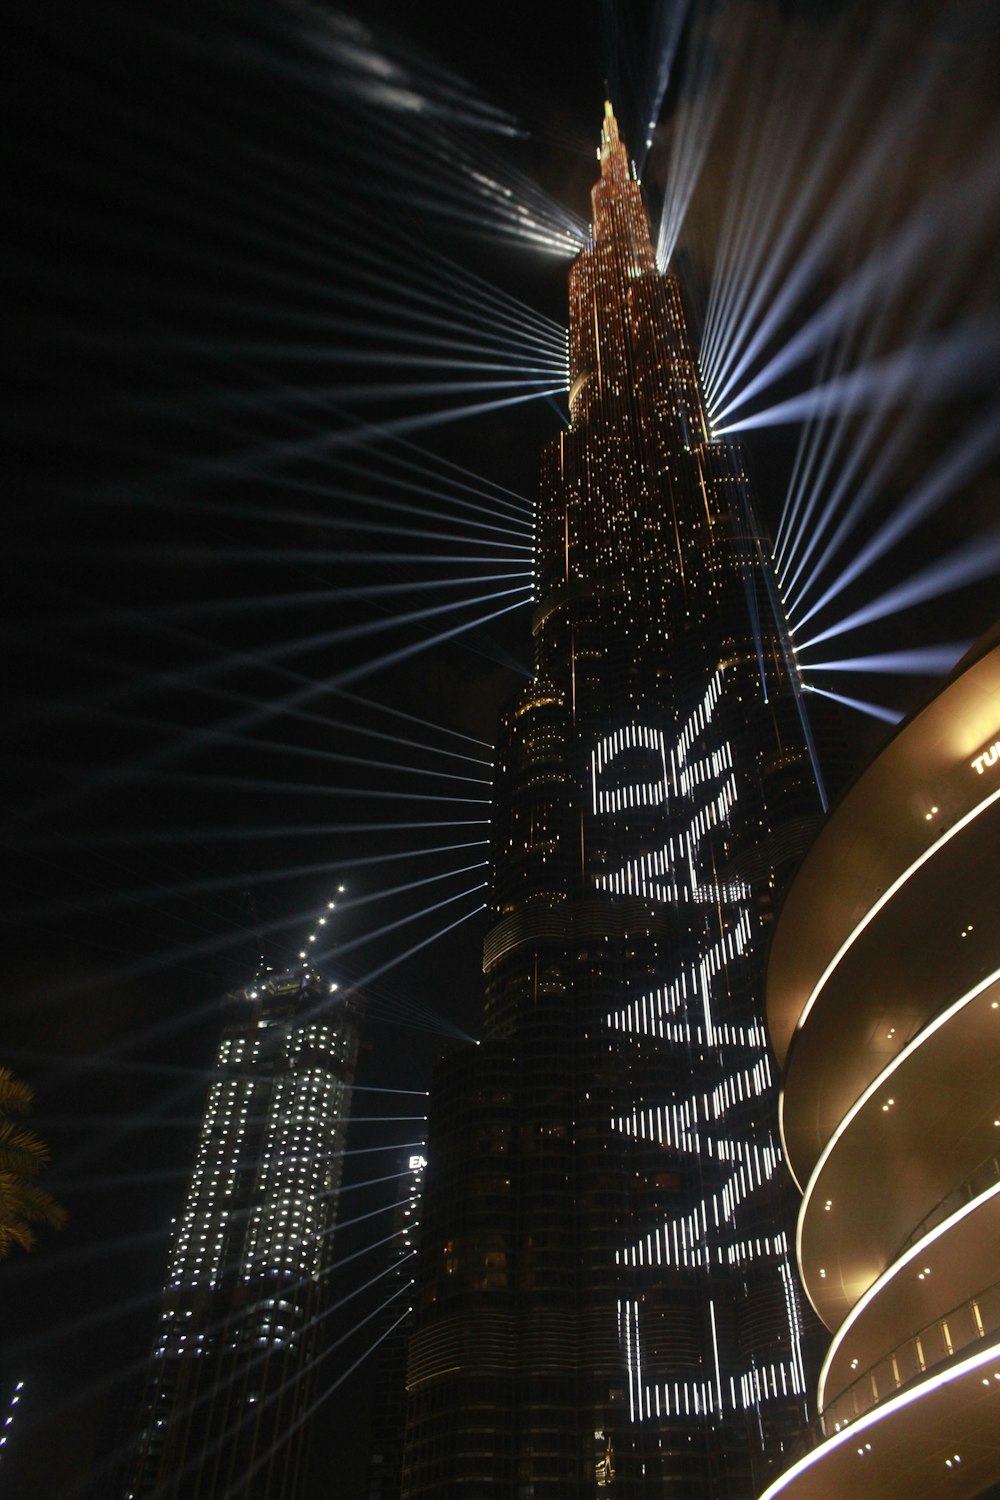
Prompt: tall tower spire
<box><xmin>601</xmin><ymin>97</ymin><xmax>621</xmax><ymax>148</ymax></box>
<box><xmin>588</xmin><ymin>98</ymin><xmax>653</xmax><ymax>266</ymax></box>
<box><xmin>402</xmin><ymin>108</ymin><xmax>823</xmax><ymax>1500</ymax></box>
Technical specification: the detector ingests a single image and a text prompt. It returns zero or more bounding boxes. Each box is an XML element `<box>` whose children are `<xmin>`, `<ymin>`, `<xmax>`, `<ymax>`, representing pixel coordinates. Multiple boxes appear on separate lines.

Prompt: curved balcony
<box><xmin>759</xmin><ymin>1337</ymin><xmax>1000</xmax><ymax>1500</ymax></box>
<box><xmin>768</xmin><ymin>635</ymin><xmax>1000</xmax><ymax>1076</ymax></box>
<box><xmin>762</xmin><ymin>629</ymin><xmax>1000</xmax><ymax>1500</ymax></box>
<box><xmin>778</xmin><ymin>796</ymin><xmax>1000</xmax><ymax>1193</ymax></box>
<box><xmin>796</xmin><ymin>966</ymin><xmax>1000</xmax><ymax>1330</ymax></box>
<box><xmin>819</xmin><ymin>1151</ymin><xmax>1000</xmax><ymax>1412</ymax></box>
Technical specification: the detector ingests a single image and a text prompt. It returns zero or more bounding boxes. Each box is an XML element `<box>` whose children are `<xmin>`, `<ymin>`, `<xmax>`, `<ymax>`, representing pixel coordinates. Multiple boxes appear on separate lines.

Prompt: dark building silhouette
<box><xmin>401</xmin><ymin>104</ymin><xmax>825</xmax><ymax>1500</ymax></box>
<box><xmin>121</xmin><ymin>966</ymin><xmax>362</xmax><ymax>1500</ymax></box>
<box><xmin>366</xmin><ymin>1149</ymin><xmax>426</xmax><ymax>1500</ymax></box>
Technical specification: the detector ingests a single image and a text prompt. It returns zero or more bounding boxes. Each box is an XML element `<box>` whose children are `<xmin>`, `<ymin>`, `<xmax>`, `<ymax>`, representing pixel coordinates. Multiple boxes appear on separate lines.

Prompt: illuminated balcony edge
<box><xmin>794</xmin><ymin>962</ymin><xmax>1000</xmax><ymax>1317</ymax></box>
<box><xmin>818</xmin><ymin>1178</ymin><xmax>1000</xmax><ymax>1409</ymax></box>
<box><xmin>768</xmin><ymin>637</ymin><xmax>1000</xmax><ymax>1072</ymax></box>
<box><xmin>757</xmin><ymin>1336</ymin><xmax>1000</xmax><ymax>1500</ymax></box>
<box><xmin>777</xmin><ymin>784</ymin><xmax>1000</xmax><ymax>1179</ymax></box>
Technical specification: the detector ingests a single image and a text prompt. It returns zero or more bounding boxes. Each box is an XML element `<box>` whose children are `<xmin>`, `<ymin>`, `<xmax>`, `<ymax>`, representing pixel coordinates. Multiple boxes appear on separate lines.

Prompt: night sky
<box><xmin>4</xmin><ymin>1</ymin><xmax>999</xmax><ymax>1495</ymax></box>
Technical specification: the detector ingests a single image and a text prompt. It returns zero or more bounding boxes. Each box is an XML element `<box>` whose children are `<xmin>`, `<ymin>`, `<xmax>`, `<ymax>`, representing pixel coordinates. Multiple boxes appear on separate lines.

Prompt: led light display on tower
<box><xmin>123</xmin><ymin>967</ymin><xmax>362</xmax><ymax>1500</ymax></box>
<box><xmin>402</xmin><ymin>104</ymin><xmax>823</xmax><ymax>1499</ymax></box>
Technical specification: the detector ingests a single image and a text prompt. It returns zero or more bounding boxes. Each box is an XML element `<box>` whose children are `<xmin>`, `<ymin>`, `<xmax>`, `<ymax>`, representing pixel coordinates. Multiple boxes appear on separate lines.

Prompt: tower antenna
<box><xmin>242</xmin><ymin>886</ymin><xmax>268</xmax><ymax>979</ymax></box>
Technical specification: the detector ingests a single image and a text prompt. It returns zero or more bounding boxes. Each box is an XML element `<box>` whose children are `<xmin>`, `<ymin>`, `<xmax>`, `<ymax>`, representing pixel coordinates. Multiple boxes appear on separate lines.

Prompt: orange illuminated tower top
<box><xmin>591</xmin><ymin>99</ymin><xmax>654</xmax><ymax>261</ymax></box>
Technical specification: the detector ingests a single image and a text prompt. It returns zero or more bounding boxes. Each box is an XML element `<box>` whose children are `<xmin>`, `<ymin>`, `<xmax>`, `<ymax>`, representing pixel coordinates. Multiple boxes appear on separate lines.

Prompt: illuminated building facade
<box><xmin>763</xmin><ymin>628</ymin><xmax>1000</xmax><ymax>1499</ymax></box>
<box><xmin>401</xmin><ymin>105</ymin><xmax>823</xmax><ymax>1499</ymax></box>
<box><xmin>123</xmin><ymin>967</ymin><xmax>362</xmax><ymax>1500</ymax></box>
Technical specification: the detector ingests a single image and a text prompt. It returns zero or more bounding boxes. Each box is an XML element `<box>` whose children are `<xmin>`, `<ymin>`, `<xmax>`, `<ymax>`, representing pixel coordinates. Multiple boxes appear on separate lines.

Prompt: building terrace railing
<box><xmin>894</xmin><ymin>1149</ymin><xmax>1000</xmax><ymax>1261</ymax></box>
<box><xmin>775</xmin><ymin>1150</ymin><xmax>1000</xmax><ymax>1468</ymax></box>
<box><xmin>776</xmin><ymin>1277</ymin><xmax>999</xmax><ymax>1470</ymax></box>
<box><xmin>817</xmin><ymin>1275</ymin><xmax>1000</xmax><ymax>1440</ymax></box>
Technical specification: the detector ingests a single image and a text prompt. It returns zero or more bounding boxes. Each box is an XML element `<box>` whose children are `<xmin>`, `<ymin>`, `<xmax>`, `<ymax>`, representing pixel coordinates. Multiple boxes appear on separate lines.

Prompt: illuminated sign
<box><xmin>408</xmin><ymin>1155</ymin><xmax>427</xmax><ymax>1172</ymax></box>
<box><xmin>971</xmin><ymin>739</ymin><xmax>1000</xmax><ymax>775</ymax></box>
<box><xmin>590</xmin><ymin>668</ymin><xmax>748</xmax><ymax>908</ymax></box>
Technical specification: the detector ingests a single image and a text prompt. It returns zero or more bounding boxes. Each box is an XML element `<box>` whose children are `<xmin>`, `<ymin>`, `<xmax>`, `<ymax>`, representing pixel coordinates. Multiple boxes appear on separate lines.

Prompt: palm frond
<box><xmin>0</xmin><ymin>1068</ymin><xmax>35</xmax><ymax>1117</ymax></box>
<box><xmin>0</xmin><ymin>1121</ymin><xmax>50</xmax><ymax>1176</ymax></box>
<box><xmin>0</xmin><ymin>1067</ymin><xmax>66</xmax><ymax>1258</ymax></box>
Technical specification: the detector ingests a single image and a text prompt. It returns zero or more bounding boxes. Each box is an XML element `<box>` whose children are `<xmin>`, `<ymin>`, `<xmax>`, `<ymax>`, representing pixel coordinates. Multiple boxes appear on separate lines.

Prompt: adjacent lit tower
<box><xmin>123</xmin><ymin>965</ymin><xmax>363</xmax><ymax>1500</ymax></box>
<box><xmin>401</xmin><ymin>104</ymin><xmax>824</xmax><ymax>1500</ymax></box>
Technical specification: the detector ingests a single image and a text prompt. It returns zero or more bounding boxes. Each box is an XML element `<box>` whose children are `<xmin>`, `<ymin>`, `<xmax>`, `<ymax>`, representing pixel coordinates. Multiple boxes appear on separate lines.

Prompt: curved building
<box><xmin>763</xmin><ymin>628</ymin><xmax>1000</xmax><ymax>1498</ymax></box>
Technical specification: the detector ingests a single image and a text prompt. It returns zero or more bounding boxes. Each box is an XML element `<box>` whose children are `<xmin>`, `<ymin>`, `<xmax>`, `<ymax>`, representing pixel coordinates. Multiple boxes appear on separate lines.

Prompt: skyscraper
<box><xmin>122</xmin><ymin>966</ymin><xmax>362</xmax><ymax>1500</ymax></box>
<box><xmin>401</xmin><ymin>104</ymin><xmax>824</xmax><ymax>1499</ymax></box>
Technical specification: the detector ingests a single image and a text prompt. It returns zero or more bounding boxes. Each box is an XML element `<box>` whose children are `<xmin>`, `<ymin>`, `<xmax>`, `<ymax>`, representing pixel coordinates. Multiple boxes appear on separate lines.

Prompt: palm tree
<box><xmin>0</xmin><ymin>1067</ymin><xmax>66</xmax><ymax>1259</ymax></box>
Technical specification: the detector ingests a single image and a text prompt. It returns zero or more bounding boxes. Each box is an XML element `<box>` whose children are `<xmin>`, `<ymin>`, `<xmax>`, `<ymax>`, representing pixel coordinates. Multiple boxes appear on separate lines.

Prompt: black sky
<box><xmin>3</xmin><ymin>0</ymin><xmax>999</xmax><ymax>1494</ymax></box>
